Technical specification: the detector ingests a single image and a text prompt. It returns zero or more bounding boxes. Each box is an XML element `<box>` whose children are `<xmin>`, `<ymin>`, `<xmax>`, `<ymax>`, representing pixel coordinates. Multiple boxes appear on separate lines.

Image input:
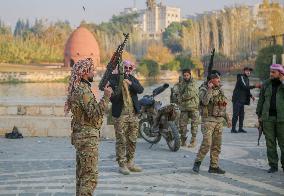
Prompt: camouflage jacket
<box><xmin>70</xmin><ymin>80</ymin><xmax>109</xmax><ymax>139</ymax></box>
<box><xmin>256</xmin><ymin>79</ymin><xmax>284</xmax><ymax>122</ymax></box>
<box><xmin>170</xmin><ymin>83</ymin><xmax>180</xmax><ymax>104</ymax></box>
<box><xmin>178</xmin><ymin>79</ymin><xmax>199</xmax><ymax>111</ymax></box>
<box><xmin>199</xmin><ymin>82</ymin><xmax>229</xmax><ymax>123</ymax></box>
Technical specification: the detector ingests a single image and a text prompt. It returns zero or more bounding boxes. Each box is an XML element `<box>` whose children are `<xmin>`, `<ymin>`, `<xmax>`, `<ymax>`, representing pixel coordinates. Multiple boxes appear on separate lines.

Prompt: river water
<box><xmin>0</xmin><ymin>77</ymin><xmax>261</xmax><ymax>127</ymax></box>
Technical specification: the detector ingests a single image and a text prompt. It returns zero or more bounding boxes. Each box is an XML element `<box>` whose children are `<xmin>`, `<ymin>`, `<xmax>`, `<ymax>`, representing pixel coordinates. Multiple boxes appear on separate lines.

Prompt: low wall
<box><xmin>0</xmin><ymin>71</ymin><xmax>70</xmax><ymax>82</ymax></box>
<box><xmin>0</xmin><ymin>103</ymin><xmax>115</xmax><ymax>138</ymax></box>
<box><xmin>0</xmin><ymin>70</ymin><xmax>181</xmax><ymax>83</ymax></box>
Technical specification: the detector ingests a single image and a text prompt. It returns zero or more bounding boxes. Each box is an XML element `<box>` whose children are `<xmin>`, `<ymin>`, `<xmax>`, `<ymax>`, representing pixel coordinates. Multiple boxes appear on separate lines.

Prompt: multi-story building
<box><xmin>120</xmin><ymin>1</ymin><xmax>181</xmax><ymax>39</ymax></box>
<box><xmin>142</xmin><ymin>0</ymin><xmax>181</xmax><ymax>39</ymax></box>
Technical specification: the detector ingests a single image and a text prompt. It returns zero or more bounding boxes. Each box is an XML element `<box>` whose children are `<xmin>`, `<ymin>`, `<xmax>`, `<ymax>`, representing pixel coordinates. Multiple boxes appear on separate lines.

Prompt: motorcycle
<box><xmin>138</xmin><ymin>83</ymin><xmax>181</xmax><ymax>152</ymax></box>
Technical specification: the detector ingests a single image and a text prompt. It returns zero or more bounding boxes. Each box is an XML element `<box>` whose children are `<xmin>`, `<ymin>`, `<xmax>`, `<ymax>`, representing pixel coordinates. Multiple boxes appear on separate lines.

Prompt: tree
<box><xmin>162</xmin><ymin>22</ymin><xmax>183</xmax><ymax>53</ymax></box>
<box><xmin>161</xmin><ymin>60</ymin><xmax>180</xmax><ymax>71</ymax></box>
<box><xmin>176</xmin><ymin>53</ymin><xmax>194</xmax><ymax>70</ymax></box>
<box><xmin>0</xmin><ymin>20</ymin><xmax>11</xmax><ymax>35</ymax></box>
<box><xmin>14</xmin><ymin>19</ymin><xmax>27</xmax><ymax>37</ymax></box>
<box><xmin>144</xmin><ymin>43</ymin><xmax>174</xmax><ymax>65</ymax></box>
<box><xmin>137</xmin><ymin>59</ymin><xmax>159</xmax><ymax>77</ymax></box>
<box><xmin>255</xmin><ymin>45</ymin><xmax>283</xmax><ymax>80</ymax></box>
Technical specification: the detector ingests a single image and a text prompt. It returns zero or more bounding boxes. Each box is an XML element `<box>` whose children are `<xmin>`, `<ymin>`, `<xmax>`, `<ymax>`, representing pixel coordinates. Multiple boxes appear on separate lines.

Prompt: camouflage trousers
<box><xmin>195</xmin><ymin>121</ymin><xmax>223</xmax><ymax>168</ymax></box>
<box><xmin>72</xmin><ymin>133</ymin><xmax>99</xmax><ymax>196</ymax></box>
<box><xmin>179</xmin><ymin>110</ymin><xmax>199</xmax><ymax>141</ymax></box>
<box><xmin>113</xmin><ymin>114</ymin><xmax>139</xmax><ymax>167</ymax></box>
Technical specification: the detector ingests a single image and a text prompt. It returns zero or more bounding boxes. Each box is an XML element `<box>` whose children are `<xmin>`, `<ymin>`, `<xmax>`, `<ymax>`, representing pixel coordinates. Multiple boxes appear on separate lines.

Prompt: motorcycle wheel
<box><xmin>139</xmin><ymin>118</ymin><xmax>162</xmax><ymax>144</ymax></box>
<box><xmin>166</xmin><ymin>121</ymin><xmax>180</xmax><ymax>152</ymax></box>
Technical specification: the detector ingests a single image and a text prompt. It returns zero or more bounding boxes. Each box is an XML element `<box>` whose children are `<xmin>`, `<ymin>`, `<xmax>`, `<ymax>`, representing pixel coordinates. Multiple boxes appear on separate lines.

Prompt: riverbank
<box><xmin>0</xmin><ymin>63</ymin><xmax>193</xmax><ymax>83</ymax></box>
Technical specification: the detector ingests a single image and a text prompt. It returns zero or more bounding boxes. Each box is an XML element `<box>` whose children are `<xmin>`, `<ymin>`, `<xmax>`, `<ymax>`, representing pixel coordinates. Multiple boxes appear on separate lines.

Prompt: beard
<box><xmin>87</xmin><ymin>76</ymin><xmax>94</xmax><ymax>83</ymax></box>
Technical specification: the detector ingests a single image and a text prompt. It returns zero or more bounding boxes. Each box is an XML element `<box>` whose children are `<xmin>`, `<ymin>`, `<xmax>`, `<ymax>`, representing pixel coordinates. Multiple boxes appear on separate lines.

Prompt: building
<box><xmin>118</xmin><ymin>1</ymin><xmax>180</xmax><ymax>39</ymax></box>
<box><xmin>141</xmin><ymin>0</ymin><xmax>181</xmax><ymax>39</ymax></box>
<box><xmin>64</xmin><ymin>26</ymin><xmax>101</xmax><ymax>69</ymax></box>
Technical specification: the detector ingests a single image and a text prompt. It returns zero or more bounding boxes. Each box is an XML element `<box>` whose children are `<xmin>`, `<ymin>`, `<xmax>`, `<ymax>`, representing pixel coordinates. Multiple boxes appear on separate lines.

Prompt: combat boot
<box><xmin>127</xmin><ymin>162</ymin><xmax>142</xmax><ymax>172</ymax></box>
<box><xmin>192</xmin><ymin>161</ymin><xmax>201</xmax><ymax>173</ymax></box>
<box><xmin>208</xmin><ymin>166</ymin><xmax>226</xmax><ymax>174</ymax></box>
<box><xmin>187</xmin><ymin>137</ymin><xmax>197</xmax><ymax>148</ymax></box>
<box><xmin>119</xmin><ymin>166</ymin><xmax>130</xmax><ymax>175</ymax></box>
<box><xmin>238</xmin><ymin>128</ymin><xmax>247</xmax><ymax>133</ymax></box>
<box><xmin>267</xmin><ymin>167</ymin><xmax>278</xmax><ymax>173</ymax></box>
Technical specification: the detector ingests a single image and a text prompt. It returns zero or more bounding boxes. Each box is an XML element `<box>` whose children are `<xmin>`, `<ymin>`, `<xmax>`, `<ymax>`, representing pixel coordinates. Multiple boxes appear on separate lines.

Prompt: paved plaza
<box><xmin>0</xmin><ymin>128</ymin><xmax>283</xmax><ymax>196</ymax></box>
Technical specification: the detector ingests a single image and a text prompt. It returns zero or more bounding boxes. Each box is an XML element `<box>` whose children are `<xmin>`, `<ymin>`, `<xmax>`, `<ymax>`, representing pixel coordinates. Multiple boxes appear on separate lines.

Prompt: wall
<box><xmin>0</xmin><ymin>71</ymin><xmax>70</xmax><ymax>82</ymax></box>
<box><xmin>0</xmin><ymin>102</ymin><xmax>115</xmax><ymax>138</ymax></box>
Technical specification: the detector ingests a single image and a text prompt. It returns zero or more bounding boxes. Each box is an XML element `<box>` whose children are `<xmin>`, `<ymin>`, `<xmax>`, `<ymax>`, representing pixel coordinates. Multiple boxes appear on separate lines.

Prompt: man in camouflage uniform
<box><xmin>177</xmin><ymin>69</ymin><xmax>200</xmax><ymax>147</ymax></box>
<box><xmin>64</xmin><ymin>58</ymin><xmax>113</xmax><ymax>196</ymax></box>
<box><xmin>109</xmin><ymin>60</ymin><xmax>144</xmax><ymax>175</ymax></box>
<box><xmin>192</xmin><ymin>70</ymin><xmax>231</xmax><ymax>174</ymax></box>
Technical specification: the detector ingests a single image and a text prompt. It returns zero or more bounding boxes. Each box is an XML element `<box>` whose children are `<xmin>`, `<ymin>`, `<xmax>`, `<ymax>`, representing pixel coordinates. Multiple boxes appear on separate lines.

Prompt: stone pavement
<box><xmin>0</xmin><ymin>128</ymin><xmax>283</xmax><ymax>196</ymax></box>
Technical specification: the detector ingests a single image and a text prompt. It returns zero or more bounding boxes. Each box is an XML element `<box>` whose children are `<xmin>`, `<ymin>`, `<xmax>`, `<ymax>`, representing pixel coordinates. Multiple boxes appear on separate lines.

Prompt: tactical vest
<box><xmin>199</xmin><ymin>85</ymin><xmax>228</xmax><ymax>118</ymax></box>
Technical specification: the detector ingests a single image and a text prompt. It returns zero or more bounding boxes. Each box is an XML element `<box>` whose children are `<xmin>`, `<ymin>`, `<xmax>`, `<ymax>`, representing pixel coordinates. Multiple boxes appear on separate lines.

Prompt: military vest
<box><xmin>199</xmin><ymin>84</ymin><xmax>228</xmax><ymax>118</ymax></box>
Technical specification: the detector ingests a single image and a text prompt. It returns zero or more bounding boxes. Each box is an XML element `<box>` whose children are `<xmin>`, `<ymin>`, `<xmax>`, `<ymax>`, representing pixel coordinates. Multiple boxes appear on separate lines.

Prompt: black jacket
<box><xmin>232</xmin><ymin>74</ymin><xmax>255</xmax><ymax>105</ymax></box>
<box><xmin>109</xmin><ymin>74</ymin><xmax>144</xmax><ymax>118</ymax></box>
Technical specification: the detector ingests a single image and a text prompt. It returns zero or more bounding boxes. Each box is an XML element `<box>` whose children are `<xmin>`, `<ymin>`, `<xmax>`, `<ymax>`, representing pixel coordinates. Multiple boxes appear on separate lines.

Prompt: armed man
<box><xmin>109</xmin><ymin>60</ymin><xmax>144</xmax><ymax>175</ymax></box>
<box><xmin>192</xmin><ymin>70</ymin><xmax>231</xmax><ymax>174</ymax></box>
<box><xmin>64</xmin><ymin>58</ymin><xmax>113</xmax><ymax>195</ymax></box>
<box><xmin>177</xmin><ymin>69</ymin><xmax>200</xmax><ymax>147</ymax></box>
<box><xmin>256</xmin><ymin>64</ymin><xmax>284</xmax><ymax>173</ymax></box>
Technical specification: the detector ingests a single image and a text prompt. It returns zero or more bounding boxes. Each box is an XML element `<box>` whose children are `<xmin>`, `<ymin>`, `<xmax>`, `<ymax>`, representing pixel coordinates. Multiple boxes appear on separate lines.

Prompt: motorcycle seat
<box><xmin>139</xmin><ymin>96</ymin><xmax>155</xmax><ymax>106</ymax></box>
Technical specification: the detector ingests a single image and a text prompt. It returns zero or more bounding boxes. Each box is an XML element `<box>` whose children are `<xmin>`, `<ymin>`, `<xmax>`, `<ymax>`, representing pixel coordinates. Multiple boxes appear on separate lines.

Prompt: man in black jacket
<box><xmin>109</xmin><ymin>60</ymin><xmax>144</xmax><ymax>175</ymax></box>
<box><xmin>231</xmin><ymin>67</ymin><xmax>261</xmax><ymax>133</ymax></box>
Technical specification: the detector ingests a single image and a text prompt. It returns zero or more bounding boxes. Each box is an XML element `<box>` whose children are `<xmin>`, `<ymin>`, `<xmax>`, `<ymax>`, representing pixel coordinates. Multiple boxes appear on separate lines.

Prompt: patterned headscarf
<box><xmin>270</xmin><ymin>64</ymin><xmax>284</xmax><ymax>75</ymax></box>
<box><xmin>123</xmin><ymin>60</ymin><xmax>136</xmax><ymax>75</ymax></box>
<box><xmin>64</xmin><ymin>58</ymin><xmax>94</xmax><ymax>115</ymax></box>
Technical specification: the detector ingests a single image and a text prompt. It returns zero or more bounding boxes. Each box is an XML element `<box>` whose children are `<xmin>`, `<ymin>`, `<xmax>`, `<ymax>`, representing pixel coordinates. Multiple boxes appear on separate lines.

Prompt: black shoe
<box><xmin>192</xmin><ymin>161</ymin><xmax>201</xmax><ymax>173</ymax></box>
<box><xmin>231</xmin><ymin>129</ymin><xmax>238</xmax><ymax>133</ymax></box>
<box><xmin>208</xmin><ymin>166</ymin><xmax>226</xmax><ymax>174</ymax></box>
<box><xmin>238</xmin><ymin>128</ymin><xmax>247</xmax><ymax>133</ymax></box>
<box><xmin>267</xmin><ymin>167</ymin><xmax>278</xmax><ymax>173</ymax></box>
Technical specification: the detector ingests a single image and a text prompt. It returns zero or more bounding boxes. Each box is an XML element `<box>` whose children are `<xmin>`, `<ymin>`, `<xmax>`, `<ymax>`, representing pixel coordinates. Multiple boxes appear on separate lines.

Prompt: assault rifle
<box><xmin>207</xmin><ymin>48</ymin><xmax>215</xmax><ymax>81</ymax></box>
<box><xmin>99</xmin><ymin>33</ymin><xmax>129</xmax><ymax>91</ymax></box>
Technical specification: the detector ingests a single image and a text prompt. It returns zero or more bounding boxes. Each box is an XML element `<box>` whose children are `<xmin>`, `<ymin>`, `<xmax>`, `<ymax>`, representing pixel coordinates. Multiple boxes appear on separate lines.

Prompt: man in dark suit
<box><xmin>109</xmin><ymin>60</ymin><xmax>144</xmax><ymax>175</ymax></box>
<box><xmin>231</xmin><ymin>67</ymin><xmax>261</xmax><ymax>133</ymax></box>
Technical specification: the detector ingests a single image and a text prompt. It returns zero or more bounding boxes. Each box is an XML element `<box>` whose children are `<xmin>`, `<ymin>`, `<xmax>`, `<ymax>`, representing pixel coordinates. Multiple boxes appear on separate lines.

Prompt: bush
<box><xmin>161</xmin><ymin>60</ymin><xmax>180</xmax><ymax>71</ymax></box>
<box><xmin>137</xmin><ymin>59</ymin><xmax>159</xmax><ymax>77</ymax></box>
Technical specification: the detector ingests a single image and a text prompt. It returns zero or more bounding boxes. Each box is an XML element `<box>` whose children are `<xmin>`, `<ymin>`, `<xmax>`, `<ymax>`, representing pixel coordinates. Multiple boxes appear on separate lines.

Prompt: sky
<box><xmin>0</xmin><ymin>0</ymin><xmax>279</xmax><ymax>29</ymax></box>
